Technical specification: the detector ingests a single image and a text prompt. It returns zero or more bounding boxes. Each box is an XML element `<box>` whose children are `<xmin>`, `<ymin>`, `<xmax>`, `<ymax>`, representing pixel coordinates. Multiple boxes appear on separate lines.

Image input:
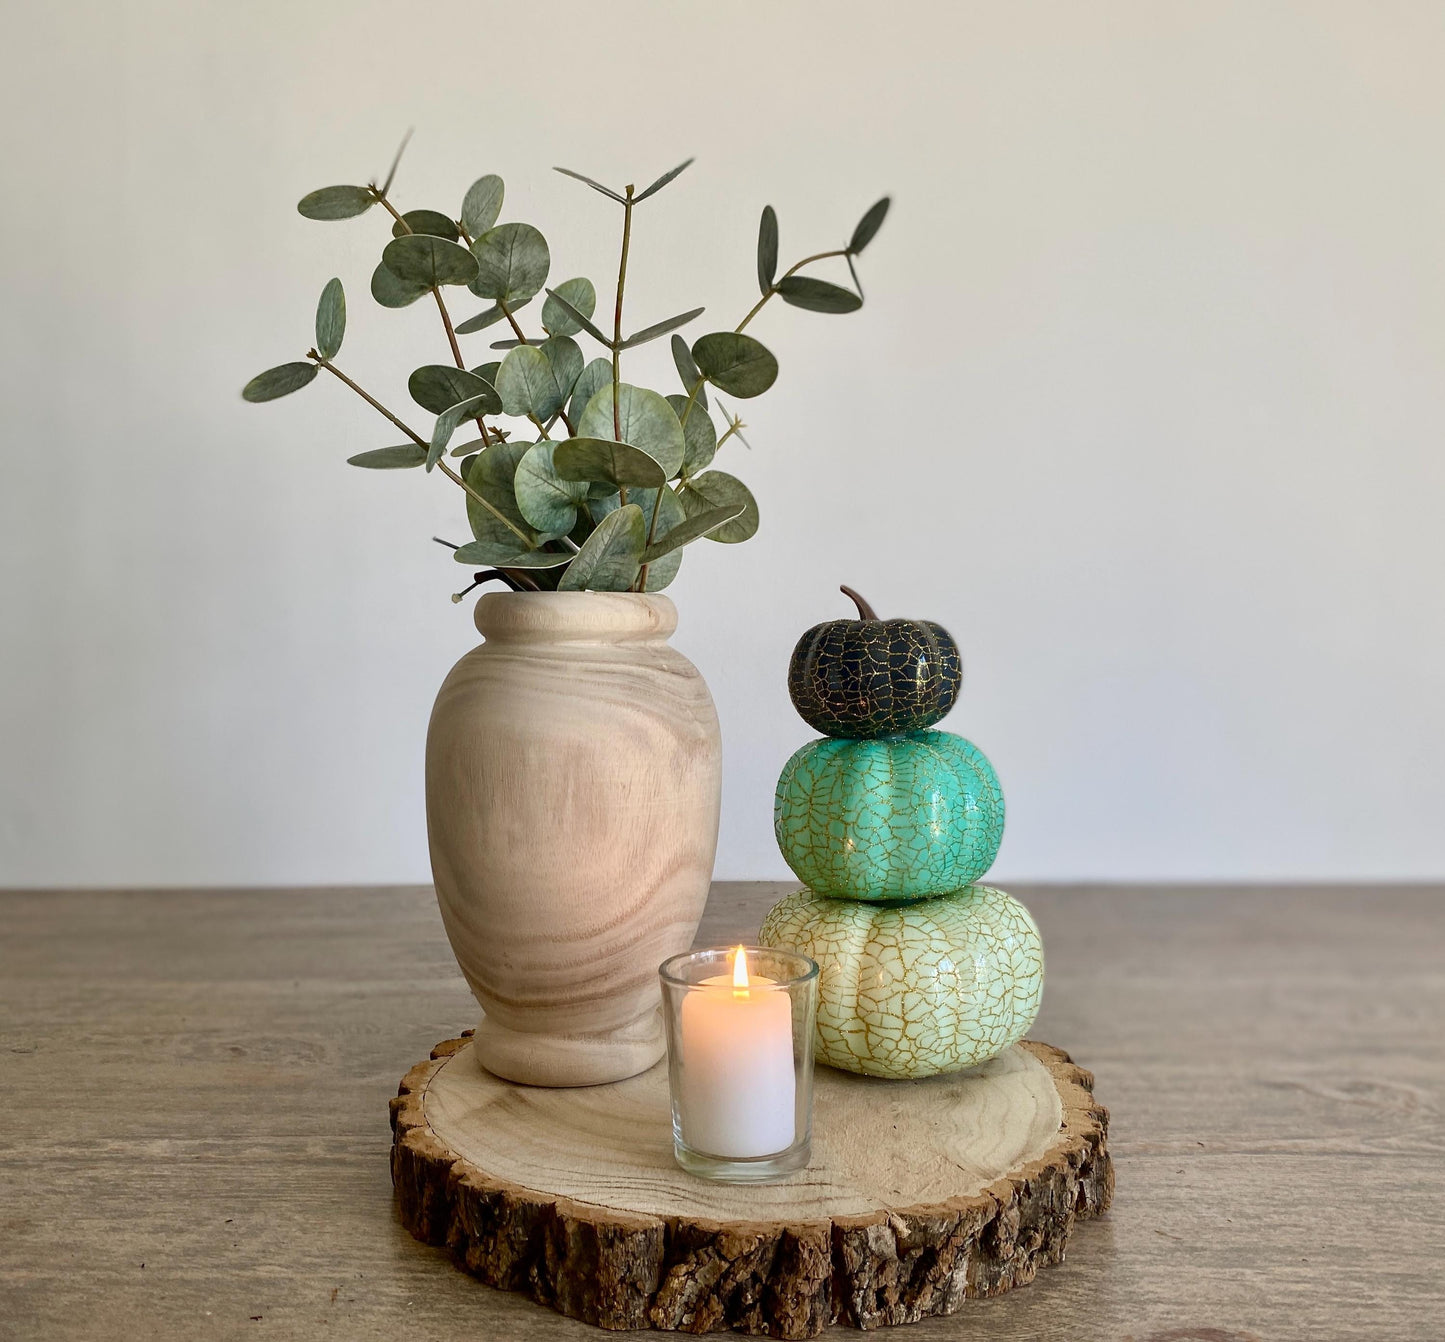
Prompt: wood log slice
<box><xmin>391</xmin><ymin>1035</ymin><xmax>1112</xmax><ymax>1337</ymax></box>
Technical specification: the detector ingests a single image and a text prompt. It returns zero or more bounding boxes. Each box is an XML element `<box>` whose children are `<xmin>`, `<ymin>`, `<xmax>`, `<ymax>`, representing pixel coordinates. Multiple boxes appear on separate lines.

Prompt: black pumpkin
<box><xmin>787</xmin><ymin>586</ymin><xmax>962</xmax><ymax>739</ymax></box>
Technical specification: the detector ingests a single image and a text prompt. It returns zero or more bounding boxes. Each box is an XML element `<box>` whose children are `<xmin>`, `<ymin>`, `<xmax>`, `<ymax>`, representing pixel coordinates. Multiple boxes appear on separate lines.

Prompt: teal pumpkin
<box><xmin>758</xmin><ymin>884</ymin><xmax>1043</xmax><ymax>1078</ymax></box>
<box><xmin>774</xmin><ymin>730</ymin><xmax>1003</xmax><ymax>901</ymax></box>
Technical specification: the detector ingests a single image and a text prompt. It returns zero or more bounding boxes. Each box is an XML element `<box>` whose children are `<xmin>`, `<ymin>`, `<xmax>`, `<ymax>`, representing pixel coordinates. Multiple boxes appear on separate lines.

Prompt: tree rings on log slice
<box><xmin>390</xmin><ymin>1034</ymin><xmax>1113</xmax><ymax>1337</ymax></box>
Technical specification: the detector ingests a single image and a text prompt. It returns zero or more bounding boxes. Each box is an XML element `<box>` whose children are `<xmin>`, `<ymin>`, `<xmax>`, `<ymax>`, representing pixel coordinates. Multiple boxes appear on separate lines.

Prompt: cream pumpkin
<box><xmin>758</xmin><ymin>884</ymin><xmax>1043</xmax><ymax>1079</ymax></box>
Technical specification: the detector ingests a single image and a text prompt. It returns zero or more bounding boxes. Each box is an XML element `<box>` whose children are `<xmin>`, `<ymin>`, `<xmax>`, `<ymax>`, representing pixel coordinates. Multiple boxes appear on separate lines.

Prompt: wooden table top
<box><xmin>2</xmin><ymin>883</ymin><xmax>1441</xmax><ymax>1341</ymax></box>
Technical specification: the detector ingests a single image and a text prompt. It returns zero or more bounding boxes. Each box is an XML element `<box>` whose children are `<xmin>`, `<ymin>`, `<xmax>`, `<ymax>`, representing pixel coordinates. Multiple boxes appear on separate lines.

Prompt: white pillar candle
<box><xmin>677</xmin><ymin>948</ymin><xmax>796</xmax><ymax>1158</ymax></box>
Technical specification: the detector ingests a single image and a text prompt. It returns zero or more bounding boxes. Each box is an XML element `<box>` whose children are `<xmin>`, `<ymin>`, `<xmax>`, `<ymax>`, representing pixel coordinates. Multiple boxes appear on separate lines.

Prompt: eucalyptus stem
<box><xmin>635</xmin><ymin>478</ymin><xmax>680</xmax><ymax>593</ymax></box>
<box><xmin>309</xmin><ymin>353</ymin><xmax>530</xmax><ymax>547</ymax></box>
<box><xmin>371</xmin><ymin>189</ymin><xmax>407</xmax><ymax>227</ymax></box>
<box><xmin>612</xmin><ymin>186</ymin><xmax>635</xmax><ymax>442</ymax></box>
<box><xmin>374</xmin><ymin>185</ymin><xmax>495</xmax><ymax>448</ymax></box>
<box><xmin>496</xmin><ymin>298</ymin><xmax>528</xmax><ymax>345</ymax></box>
<box><xmin>311</xmin><ymin>354</ymin><xmax>425</xmax><ymax>445</ymax></box>
<box><xmin>736</xmin><ymin>248</ymin><xmax>851</xmax><ymax>332</ymax></box>
<box><xmin>434</xmin><ymin>289</ymin><xmax>465</xmax><ymax>367</ymax></box>
<box><xmin>676</xmin><ymin>376</ymin><xmax>704</xmax><ymax>431</ymax></box>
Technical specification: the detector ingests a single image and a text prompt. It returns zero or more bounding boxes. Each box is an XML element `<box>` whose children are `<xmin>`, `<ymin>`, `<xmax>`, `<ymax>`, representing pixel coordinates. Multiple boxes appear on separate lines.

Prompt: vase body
<box><xmin>759</xmin><ymin>884</ymin><xmax>1043</xmax><ymax>1079</ymax></box>
<box><xmin>425</xmin><ymin>592</ymin><xmax>721</xmax><ymax>1087</ymax></box>
<box><xmin>774</xmin><ymin>731</ymin><xmax>1004</xmax><ymax>901</ymax></box>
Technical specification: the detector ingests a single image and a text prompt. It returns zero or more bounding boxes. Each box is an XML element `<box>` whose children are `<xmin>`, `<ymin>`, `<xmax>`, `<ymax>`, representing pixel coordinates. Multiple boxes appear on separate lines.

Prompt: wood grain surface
<box><xmin>421</xmin><ymin>1039</ymin><xmax>1070</xmax><ymax>1218</ymax></box>
<box><xmin>2</xmin><ymin>883</ymin><xmax>1442</xmax><ymax>1340</ymax></box>
<box><xmin>427</xmin><ymin>592</ymin><xmax>721</xmax><ymax>1086</ymax></box>
<box><xmin>390</xmin><ymin>1035</ymin><xmax>1109</xmax><ymax>1335</ymax></box>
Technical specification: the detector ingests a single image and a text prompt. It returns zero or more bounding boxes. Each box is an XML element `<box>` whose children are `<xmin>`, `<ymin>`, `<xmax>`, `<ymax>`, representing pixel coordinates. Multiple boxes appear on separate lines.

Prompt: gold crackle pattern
<box><xmin>759</xmin><ymin>884</ymin><xmax>1044</xmax><ymax>1079</ymax></box>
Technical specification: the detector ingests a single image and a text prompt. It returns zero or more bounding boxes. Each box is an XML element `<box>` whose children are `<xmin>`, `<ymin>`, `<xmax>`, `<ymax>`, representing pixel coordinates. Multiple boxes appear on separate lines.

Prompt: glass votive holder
<box><xmin>658</xmin><ymin>945</ymin><xmax>818</xmax><ymax>1182</ymax></box>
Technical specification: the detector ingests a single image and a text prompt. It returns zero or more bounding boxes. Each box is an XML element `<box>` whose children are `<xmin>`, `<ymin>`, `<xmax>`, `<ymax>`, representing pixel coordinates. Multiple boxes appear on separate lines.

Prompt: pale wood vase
<box><xmin>425</xmin><ymin>592</ymin><xmax>722</xmax><ymax>1087</ymax></box>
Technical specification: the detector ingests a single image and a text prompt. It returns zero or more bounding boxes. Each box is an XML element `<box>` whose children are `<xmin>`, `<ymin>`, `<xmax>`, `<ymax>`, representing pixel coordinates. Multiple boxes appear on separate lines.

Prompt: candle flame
<box><xmin>732</xmin><ymin>945</ymin><xmax>750</xmax><ymax>990</ymax></box>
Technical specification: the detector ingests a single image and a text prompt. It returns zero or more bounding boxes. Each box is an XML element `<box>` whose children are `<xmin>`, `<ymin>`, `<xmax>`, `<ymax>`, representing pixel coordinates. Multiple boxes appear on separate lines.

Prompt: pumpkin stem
<box><xmin>840</xmin><ymin>585</ymin><xmax>879</xmax><ymax>621</ymax></box>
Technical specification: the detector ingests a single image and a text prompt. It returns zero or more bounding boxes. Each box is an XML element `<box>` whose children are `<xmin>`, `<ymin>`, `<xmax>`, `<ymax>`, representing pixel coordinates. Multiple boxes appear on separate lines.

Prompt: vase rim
<box><xmin>473</xmin><ymin>590</ymin><xmax>678</xmax><ymax>640</ymax></box>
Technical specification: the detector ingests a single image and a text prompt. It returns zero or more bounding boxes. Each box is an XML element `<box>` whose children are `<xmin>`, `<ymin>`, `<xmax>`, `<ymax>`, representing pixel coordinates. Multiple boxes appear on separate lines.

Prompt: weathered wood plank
<box><xmin>1</xmin><ymin>884</ymin><xmax>1442</xmax><ymax>1339</ymax></box>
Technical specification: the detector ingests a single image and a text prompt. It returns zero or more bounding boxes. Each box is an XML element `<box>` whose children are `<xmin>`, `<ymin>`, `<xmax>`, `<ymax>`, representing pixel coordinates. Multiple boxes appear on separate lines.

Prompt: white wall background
<box><xmin>2</xmin><ymin>0</ymin><xmax>1443</xmax><ymax>887</ymax></box>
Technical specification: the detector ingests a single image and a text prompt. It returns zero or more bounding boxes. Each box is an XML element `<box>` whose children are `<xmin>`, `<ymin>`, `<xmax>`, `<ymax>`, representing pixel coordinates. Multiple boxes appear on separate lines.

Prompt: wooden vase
<box><xmin>425</xmin><ymin>592</ymin><xmax>721</xmax><ymax>1087</ymax></box>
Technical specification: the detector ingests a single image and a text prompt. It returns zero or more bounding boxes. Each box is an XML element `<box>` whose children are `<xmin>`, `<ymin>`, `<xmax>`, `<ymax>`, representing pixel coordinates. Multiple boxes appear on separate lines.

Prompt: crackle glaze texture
<box><xmin>758</xmin><ymin>885</ymin><xmax>1043</xmax><ymax>1078</ymax></box>
<box><xmin>774</xmin><ymin>731</ymin><xmax>1004</xmax><ymax>901</ymax></box>
<box><xmin>787</xmin><ymin>617</ymin><xmax>962</xmax><ymax>740</ymax></box>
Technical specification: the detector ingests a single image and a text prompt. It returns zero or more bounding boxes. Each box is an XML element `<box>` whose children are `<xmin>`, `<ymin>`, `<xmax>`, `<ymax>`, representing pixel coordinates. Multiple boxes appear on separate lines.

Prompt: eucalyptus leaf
<box><xmin>665</xmin><ymin>394</ymin><xmax>717</xmax><ymax>477</ymax></box>
<box><xmin>428</xmin><ymin>394</ymin><xmax>489</xmax><ymax>470</ymax></box>
<box><xmin>371</xmin><ymin>261</ymin><xmax>429</xmax><ymax>308</ymax></box>
<box><xmin>670</xmin><ymin>334</ymin><xmax>708</xmax><ymax>410</ymax></box>
<box><xmin>677</xmin><ymin>469</ymin><xmax>759</xmax><ymax>542</ymax></box>
<box><xmin>641</xmin><ymin>553</ymin><xmax>681</xmax><ymax>591</ymax></box>
<box><xmin>541</xmin><ymin>336</ymin><xmax>583</xmax><ymax>405</ymax></box>
<box><xmin>619</xmin><ymin>306</ymin><xmax>704</xmax><ymax>350</ymax></box>
<box><xmin>497</xmin><ymin>344</ymin><xmax>563</xmax><ymax>419</ymax></box>
<box><xmin>515</xmin><ymin>441</ymin><xmax>589</xmax><ymax>534</ymax></box>
<box><xmin>691</xmin><ymin>332</ymin><xmax>778</xmax><ymax>398</ymax></box>
<box><xmin>383</xmin><ymin>234</ymin><xmax>478</xmax><ymax>288</ymax></box>
<box><xmin>297</xmin><ymin>185</ymin><xmax>373</xmax><ymax>220</ymax></box>
<box><xmin>757</xmin><ymin>205</ymin><xmax>778</xmax><ymax>293</ymax></box>
<box><xmin>568</xmin><ymin>357</ymin><xmax>611</xmax><ymax>426</ymax></box>
<box><xmin>848</xmin><ymin>196</ymin><xmax>890</xmax><ymax>254</ymax></box>
<box><xmin>470</xmin><ymin>223</ymin><xmax>550</xmax><ymax>304</ymax></box>
<box><xmin>775</xmin><ymin>275</ymin><xmax>861</xmax><ymax>313</ymax></box>
<box><xmin>472</xmin><ymin>361</ymin><xmax>502</xmax><ymax>387</ymax></box>
<box><xmin>489</xmin><ymin>338</ymin><xmax>545</xmax><ymax>350</ymax></box>
<box><xmin>346</xmin><ymin>444</ymin><xmax>426</xmax><ymax>469</ymax></box>
<box><xmin>558</xmin><ymin>503</ymin><xmax>644</xmax><ymax>591</ymax></box>
<box><xmin>641</xmin><ymin>501</ymin><xmax>747</xmax><ymax>560</ymax></box>
<box><xmin>455</xmin><ymin>304</ymin><xmax>510</xmax><ymax>335</ymax></box>
<box><xmin>461</xmin><ymin>174</ymin><xmax>504</xmax><ymax>238</ymax></box>
<box><xmin>242</xmin><ymin>362</ymin><xmax>318</xmax><ymax>402</ymax></box>
<box><xmin>577</xmin><ymin>384</ymin><xmax>684</xmax><ymax>478</ymax></box>
<box><xmin>453</xmin><ymin>541</ymin><xmax>571</xmax><ymax>568</ymax></box>
<box><xmin>541</xmin><ymin>286</ymin><xmax>609</xmax><ymax>345</ymax></box>
<box><xmin>592</xmin><ymin>477</ymin><xmax>683</xmax><ymax>543</ymax></box>
<box><xmin>553</xmin><ymin>438</ymin><xmax>667</xmax><ymax>490</ymax></box>
<box><xmin>542</xmin><ymin>278</ymin><xmax>597</xmax><ymax>337</ymax></box>
<box><xmin>409</xmin><ymin>365</ymin><xmax>501</xmax><ymax>416</ymax></box>
<box><xmin>391</xmin><ymin>209</ymin><xmax>459</xmax><ymax>241</ymax></box>
<box><xmin>632</xmin><ymin>158</ymin><xmax>694</xmax><ymax>203</ymax></box>
<box><xmin>315</xmin><ymin>277</ymin><xmax>345</xmax><ymax>359</ymax></box>
<box><xmin>552</xmin><ymin>166</ymin><xmax>625</xmax><ymax>203</ymax></box>
<box><xmin>466</xmin><ymin>439</ymin><xmax>533</xmax><ymax>538</ymax></box>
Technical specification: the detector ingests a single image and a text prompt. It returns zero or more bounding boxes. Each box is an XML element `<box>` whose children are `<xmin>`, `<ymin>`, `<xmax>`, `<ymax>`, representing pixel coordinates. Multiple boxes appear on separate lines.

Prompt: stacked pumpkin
<box><xmin>759</xmin><ymin>587</ymin><xmax>1044</xmax><ymax>1079</ymax></box>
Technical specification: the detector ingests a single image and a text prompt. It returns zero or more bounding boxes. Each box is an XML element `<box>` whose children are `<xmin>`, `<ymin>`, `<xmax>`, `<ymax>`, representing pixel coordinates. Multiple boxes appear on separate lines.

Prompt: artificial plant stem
<box><xmin>373</xmin><ymin>192</ymin><xmax>409</xmax><ymax>229</ymax></box>
<box><xmin>735</xmin><ymin>248</ymin><xmax>853</xmax><ymax>333</ymax></box>
<box><xmin>676</xmin><ymin>377</ymin><xmax>703</xmax><ymax>431</ymax></box>
<box><xmin>434</xmin><ymin>289</ymin><xmax>465</xmax><ymax>367</ymax></box>
<box><xmin>312</xmin><ymin>356</ymin><xmax>529</xmax><ymax>546</ymax></box>
<box><xmin>431</xmin><ymin>288</ymin><xmax>493</xmax><ymax>447</ymax></box>
<box><xmin>634</xmin><ymin>479</ymin><xmax>677</xmax><ymax>592</ymax></box>
<box><xmin>497</xmin><ymin>299</ymin><xmax>528</xmax><ymax>345</ymax></box>
<box><xmin>373</xmin><ymin>188</ymin><xmax>494</xmax><ymax>448</ymax></box>
<box><xmin>314</xmin><ymin>357</ymin><xmax>426</xmax><ymax>446</ymax></box>
<box><xmin>612</xmin><ymin>187</ymin><xmax>635</xmax><ymax>442</ymax></box>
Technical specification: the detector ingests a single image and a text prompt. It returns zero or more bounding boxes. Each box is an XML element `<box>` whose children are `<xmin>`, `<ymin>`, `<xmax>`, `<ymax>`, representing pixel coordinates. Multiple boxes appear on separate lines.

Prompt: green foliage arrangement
<box><xmin>243</xmin><ymin>137</ymin><xmax>888</xmax><ymax>597</ymax></box>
